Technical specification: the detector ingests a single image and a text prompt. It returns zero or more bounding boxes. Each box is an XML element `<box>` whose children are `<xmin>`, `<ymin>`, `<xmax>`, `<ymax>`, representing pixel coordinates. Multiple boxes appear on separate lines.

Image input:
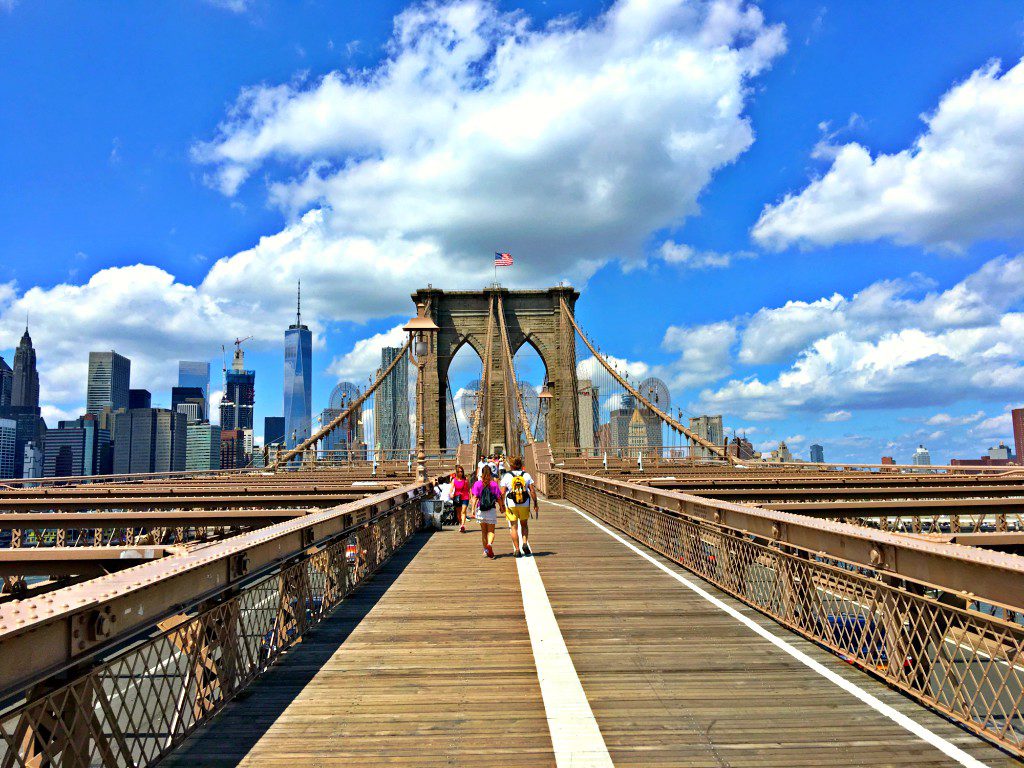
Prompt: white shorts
<box><xmin>475</xmin><ymin>506</ymin><xmax>497</xmax><ymax>525</ymax></box>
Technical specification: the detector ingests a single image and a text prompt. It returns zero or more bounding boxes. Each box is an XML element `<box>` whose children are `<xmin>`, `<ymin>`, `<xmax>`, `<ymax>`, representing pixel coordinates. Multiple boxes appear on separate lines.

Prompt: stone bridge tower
<box><xmin>412</xmin><ymin>286</ymin><xmax>580</xmax><ymax>455</ymax></box>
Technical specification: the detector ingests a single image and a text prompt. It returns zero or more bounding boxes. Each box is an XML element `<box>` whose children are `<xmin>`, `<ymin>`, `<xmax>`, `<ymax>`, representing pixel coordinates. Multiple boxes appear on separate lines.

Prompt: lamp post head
<box><xmin>404</xmin><ymin>303</ymin><xmax>439</xmax><ymax>360</ymax></box>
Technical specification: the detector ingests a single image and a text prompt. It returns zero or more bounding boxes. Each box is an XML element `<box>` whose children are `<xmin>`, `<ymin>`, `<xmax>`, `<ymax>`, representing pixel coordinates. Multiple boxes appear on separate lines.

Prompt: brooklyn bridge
<box><xmin>0</xmin><ymin>286</ymin><xmax>1022</xmax><ymax>767</ymax></box>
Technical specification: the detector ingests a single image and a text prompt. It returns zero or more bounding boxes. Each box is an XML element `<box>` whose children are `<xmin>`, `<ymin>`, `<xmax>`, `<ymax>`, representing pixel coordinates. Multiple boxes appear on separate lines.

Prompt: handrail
<box><xmin>0</xmin><ymin>479</ymin><xmax>435</xmax><ymax>700</ymax></box>
<box><xmin>557</xmin><ymin>471</ymin><xmax>1024</xmax><ymax>608</ymax></box>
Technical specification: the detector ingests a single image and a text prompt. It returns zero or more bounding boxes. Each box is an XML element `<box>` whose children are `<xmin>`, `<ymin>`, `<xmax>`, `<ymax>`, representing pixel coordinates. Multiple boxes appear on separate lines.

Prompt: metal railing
<box><xmin>0</xmin><ymin>483</ymin><xmax>432</xmax><ymax>767</ymax></box>
<box><xmin>556</xmin><ymin>471</ymin><xmax>1024</xmax><ymax>757</ymax></box>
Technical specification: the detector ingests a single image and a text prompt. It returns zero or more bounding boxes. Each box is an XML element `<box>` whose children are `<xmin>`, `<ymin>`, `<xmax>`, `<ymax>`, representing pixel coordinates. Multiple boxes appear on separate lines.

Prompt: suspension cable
<box><xmin>558</xmin><ymin>296</ymin><xmax>736</xmax><ymax>464</ymax></box>
<box><xmin>496</xmin><ymin>292</ymin><xmax>535</xmax><ymax>445</ymax></box>
<box><xmin>470</xmin><ymin>293</ymin><xmax>495</xmax><ymax>446</ymax></box>
<box><xmin>271</xmin><ymin>336</ymin><xmax>412</xmax><ymax>470</ymax></box>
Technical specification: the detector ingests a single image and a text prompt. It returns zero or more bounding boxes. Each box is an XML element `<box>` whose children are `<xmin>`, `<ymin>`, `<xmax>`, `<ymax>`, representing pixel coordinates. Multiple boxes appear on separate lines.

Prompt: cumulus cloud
<box><xmin>195</xmin><ymin>0</ymin><xmax>784</xmax><ymax>291</ymax></box>
<box><xmin>753</xmin><ymin>58</ymin><xmax>1024</xmax><ymax>251</ymax></box>
<box><xmin>327</xmin><ymin>324</ymin><xmax>407</xmax><ymax>382</ymax></box>
<box><xmin>660</xmin><ymin>320</ymin><xmax>737</xmax><ymax>387</ymax></box>
<box><xmin>737</xmin><ymin>255</ymin><xmax>1024</xmax><ymax>365</ymax></box>
<box><xmin>693</xmin><ymin>254</ymin><xmax>1024</xmax><ymax>420</ymax></box>
<box><xmin>926</xmin><ymin>411</ymin><xmax>984</xmax><ymax>427</ymax></box>
<box><xmin>0</xmin><ymin>265</ymin><xmax>256</xmax><ymax>407</ymax></box>
<box><xmin>0</xmin><ymin>0</ymin><xmax>788</xmax><ymax>418</ymax></box>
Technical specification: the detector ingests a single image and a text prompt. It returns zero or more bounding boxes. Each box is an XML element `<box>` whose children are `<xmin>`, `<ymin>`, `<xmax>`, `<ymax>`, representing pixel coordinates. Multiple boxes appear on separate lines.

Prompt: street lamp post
<box><xmin>404</xmin><ymin>303</ymin><xmax>440</xmax><ymax>483</ymax></box>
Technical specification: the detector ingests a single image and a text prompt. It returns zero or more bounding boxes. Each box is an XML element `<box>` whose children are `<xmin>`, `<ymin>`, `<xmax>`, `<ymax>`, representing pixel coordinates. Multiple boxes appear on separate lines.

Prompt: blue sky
<box><xmin>2</xmin><ymin>0</ymin><xmax>1024</xmax><ymax>463</ymax></box>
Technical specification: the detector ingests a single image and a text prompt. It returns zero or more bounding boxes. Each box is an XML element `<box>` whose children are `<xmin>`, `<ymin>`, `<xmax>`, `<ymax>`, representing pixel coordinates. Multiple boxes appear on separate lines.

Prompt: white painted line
<box><xmin>516</xmin><ymin>553</ymin><xmax>614</xmax><ymax>767</ymax></box>
<box><xmin>545</xmin><ymin>500</ymin><xmax>992</xmax><ymax>768</ymax></box>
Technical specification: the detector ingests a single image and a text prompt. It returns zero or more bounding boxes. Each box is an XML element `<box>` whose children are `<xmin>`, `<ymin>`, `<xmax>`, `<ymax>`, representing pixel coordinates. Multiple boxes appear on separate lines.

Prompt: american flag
<box><xmin>494</xmin><ymin>252</ymin><xmax>514</xmax><ymax>267</ymax></box>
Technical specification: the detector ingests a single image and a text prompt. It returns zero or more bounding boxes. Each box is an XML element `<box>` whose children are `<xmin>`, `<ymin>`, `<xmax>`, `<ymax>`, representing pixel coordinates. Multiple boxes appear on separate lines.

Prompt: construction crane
<box><xmin>222</xmin><ymin>336</ymin><xmax>253</xmax><ymax>373</ymax></box>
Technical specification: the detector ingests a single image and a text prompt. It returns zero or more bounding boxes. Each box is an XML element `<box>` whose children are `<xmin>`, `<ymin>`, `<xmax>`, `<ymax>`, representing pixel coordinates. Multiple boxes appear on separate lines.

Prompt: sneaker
<box><xmin>513</xmin><ymin>548</ymin><xmax>522</xmax><ymax>558</ymax></box>
<box><xmin>486</xmin><ymin>545</ymin><xmax>495</xmax><ymax>559</ymax></box>
<box><xmin>459</xmin><ymin>525</ymin><xmax>466</xmax><ymax>533</ymax></box>
<box><xmin>483</xmin><ymin>548</ymin><xmax>489</xmax><ymax>558</ymax></box>
<box><xmin>522</xmin><ymin>542</ymin><xmax>532</xmax><ymax>556</ymax></box>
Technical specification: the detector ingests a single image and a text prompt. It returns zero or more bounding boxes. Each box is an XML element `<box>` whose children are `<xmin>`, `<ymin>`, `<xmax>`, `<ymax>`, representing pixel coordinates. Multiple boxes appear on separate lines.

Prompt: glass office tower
<box><xmin>283</xmin><ymin>283</ymin><xmax>312</xmax><ymax>449</ymax></box>
<box><xmin>178</xmin><ymin>361</ymin><xmax>211</xmax><ymax>403</ymax></box>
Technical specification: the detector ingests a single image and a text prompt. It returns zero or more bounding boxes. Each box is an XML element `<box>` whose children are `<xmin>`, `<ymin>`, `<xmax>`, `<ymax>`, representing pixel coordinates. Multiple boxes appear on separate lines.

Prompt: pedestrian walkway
<box><xmin>165</xmin><ymin>500</ymin><xmax>1018</xmax><ymax>767</ymax></box>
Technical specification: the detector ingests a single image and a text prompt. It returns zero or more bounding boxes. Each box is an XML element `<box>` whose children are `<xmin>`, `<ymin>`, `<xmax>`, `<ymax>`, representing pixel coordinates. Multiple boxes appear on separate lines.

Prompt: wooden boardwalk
<box><xmin>166</xmin><ymin>500</ymin><xmax>1018</xmax><ymax>767</ymax></box>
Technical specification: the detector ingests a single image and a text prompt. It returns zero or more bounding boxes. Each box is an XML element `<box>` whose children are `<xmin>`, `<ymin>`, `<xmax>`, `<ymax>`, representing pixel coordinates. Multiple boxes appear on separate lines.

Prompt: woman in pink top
<box><xmin>451</xmin><ymin>465</ymin><xmax>472</xmax><ymax>533</ymax></box>
<box><xmin>470</xmin><ymin>464</ymin><xmax>504</xmax><ymax>559</ymax></box>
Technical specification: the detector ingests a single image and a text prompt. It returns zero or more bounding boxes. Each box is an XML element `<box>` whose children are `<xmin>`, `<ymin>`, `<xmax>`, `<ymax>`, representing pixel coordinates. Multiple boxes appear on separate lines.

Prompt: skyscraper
<box><xmin>113</xmin><ymin>408</ymin><xmax>186</xmax><ymax>474</ymax></box>
<box><xmin>220</xmin><ymin>345</ymin><xmax>255</xmax><ymax>431</ymax></box>
<box><xmin>44</xmin><ymin>416</ymin><xmax>111</xmax><ymax>478</ymax></box>
<box><xmin>264</xmin><ymin>416</ymin><xmax>286</xmax><ymax>447</ymax></box>
<box><xmin>87</xmin><ymin>351</ymin><xmax>130</xmax><ymax>416</ymax></box>
<box><xmin>912</xmin><ymin>444</ymin><xmax>931</xmax><ymax>466</ymax></box>
<box><xmin>627</xmin><ymin>407</ymin><xmax>648</xmax><ymax>455</ymax></box>
<box><xmin>373</xmin><ymin>346</ymin><xmax>409</xmax><ymax>457</ymax></box>
<box><xmin>220</xmin><ymin>429</ymin><xmax>246</xmax><ymax>469</ymax></box>
<box><xmin>172</xmin><ymin>386</ymin><xmax>206</xmax><ymax>424</ymax></box>
<box><xmin>284</xmin><ymin>283</ymin><xmax>313</xmax><ymax>449</ymax></box>
<box><xmin>1013</xmin><ymin>408</ymin><xmax>1024</xmax><ymax>466</ymax></box>
<box><xmin>186</xmin><ymin>422</ymin><xmax>221</xmax><ymax>471</ymax></box>
<box><xmin>11</xmin><ymin>327</ymin><xmax>39</xmax><ymax>408</ymax></box>
<box><xmin>0</xmin><ymin>356</ymin><xmax>12</xmax><ymax>407</ymax></box>
<box><xmin>178</xmin><ymin>361</ymin><xmax>211</xmax><ymax>403</ymax></box>
<box><xmin>809</xmin><ymin>443</ymin><xmax>825</xmax><ymax>463</ymax></box>
<box><xmin>128</xmin><ymin>389</ymin><xmax>151</xmax><ymax>409</ymax></box>
<box><xmin>0</xmin><ymin>418</ymin><xmax>15</xmax><ymax>479</ymax></box>
<box><xmin>689</xmin><ymin>414</ymin><xmax>724</xmax><ymax>459</ymax></box>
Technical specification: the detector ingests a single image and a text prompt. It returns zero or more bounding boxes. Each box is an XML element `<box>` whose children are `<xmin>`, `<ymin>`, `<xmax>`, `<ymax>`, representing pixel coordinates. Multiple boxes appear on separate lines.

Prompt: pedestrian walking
<box><xmin>500</xmin><ymin>456</ymin><xmax>538</xmax><ymax>557</ymax></box>
<box><xmin>470</xmin><ymin>464</ymin><xmax>503</xmax><ymax>559</ymax></box>
<box><xmin>451</xmin><ymin>465</ymin><xmax>472</xmax><ymax>533</ymax></box>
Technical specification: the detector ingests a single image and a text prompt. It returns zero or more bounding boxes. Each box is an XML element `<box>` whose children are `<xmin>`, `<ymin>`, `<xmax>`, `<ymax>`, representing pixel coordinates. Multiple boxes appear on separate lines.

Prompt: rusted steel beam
<box><xmin>0</xmin><ymin>547</ymin><xmax>169</xmax><ymax>577</ymax></box>
<box><xmin>762</xmin><ymin>497</ymin><xmax>1024</xmax><ymax>515</ymax></box>
<box><xmin>0</xmin><ymin>509</ymin><xmax>307</xmax><ymax>530</ymax></box>
<box><xmin>0</xmin><ymin>492</ymin><xmax>368</xmax><ymax>512</ymax></box>
<box><xmin>560</xmin><ymin>472</ymin><xmax>1024</xmax><ymax>607</ymax></box>
<box><xmin>0</xmin><ymin>485</ymin><xmax>387</xmax><ymax>500</ymax></box>
<box><xmin>0</xmin><ymin>481</ymin><xmax>432</xmax><ymax>701</ymax></box>
<box><xmin>644</xmin><ymin>484</ymin><xmax>1024</xmax><ymax>500</ymax></box>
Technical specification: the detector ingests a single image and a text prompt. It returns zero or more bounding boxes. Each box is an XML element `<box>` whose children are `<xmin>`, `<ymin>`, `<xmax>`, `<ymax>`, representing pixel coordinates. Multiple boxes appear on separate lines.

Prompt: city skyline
<box><xmin>2</xmin><ymin>1</ymin><xmax>1024</xmax><ymax>464</ymax></box>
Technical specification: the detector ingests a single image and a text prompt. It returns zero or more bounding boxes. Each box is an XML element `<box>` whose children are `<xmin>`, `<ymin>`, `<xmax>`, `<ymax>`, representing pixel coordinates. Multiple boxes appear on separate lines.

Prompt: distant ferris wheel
<box><xmin>639</xmin><ymin>377</ymin><xmax>670</xmax><ymax>410</ymax></box>
<box><xmin>329</xmin><ymin>381</ymin><xmax>361</xmax><ymax>410</ymax></box>
<box><xmin>459</xmin><ymin>380</ymin><xmax>483</xmax><ymax>423</ymax></box>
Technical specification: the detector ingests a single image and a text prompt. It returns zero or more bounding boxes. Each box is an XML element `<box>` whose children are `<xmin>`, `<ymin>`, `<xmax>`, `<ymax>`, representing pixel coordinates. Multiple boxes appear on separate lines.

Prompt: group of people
<box><xmin>449</xmin><ymin>454</ymin><xmax>538</xmax><ymax>559</ymax></box>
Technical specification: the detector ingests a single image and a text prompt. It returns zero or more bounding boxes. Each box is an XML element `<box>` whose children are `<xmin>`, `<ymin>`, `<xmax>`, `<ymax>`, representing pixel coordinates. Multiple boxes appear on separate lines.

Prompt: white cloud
<box><xmin>0</xmin><ymin>265</ymin><xmax>255</xmax><ymax>408</ymax></box>
<box><xmin>40</xmin><ymin>404</ymin><xmax>80</xmax><ymax>425</ymax></box>
<box><xmin>695</xmin><ymin>254</ymin><xmax>1024</xmax><ymax>419</ymax></box>
<box><xmin>925</xmin><ymin>411</ymin><xmax>984</xmax><ymax>427</ymax></box>
<box><xmin>658</xmin><ymin>242</ymin><xmax>757</xmax><ymax>270</ymax></box>
<box><xmin>753</xmin><ymin>58</ymin><xmax>1024</xmax><ymax>251</ymax></box>
<box><xmin>0</xmin><ymin>0</ymin><xmax>788</xmax><ymax>420</ymax></box>
<box><xmin>660</xmin><ymin>320</ymin><xmax>736</xmax><ymax>387</ymax></box>
<box><xmin>194</xmin><ymin>0</ymin><xmax>784</xmax><ymax>291</ymax></box>
<box><xmin>204</xmin><ymin>0</ymin><xmax>250</xmax><ymax>12</ymax></box>
<box><xmin>821</xmin><ymin>410</ymin><xmax>851</xmax><ymax>422</ymax></box>
<box><xmin>327</xmin><ymin>324</ymin><xmax>407</xmax><ymax>382</ymax></box>
<box><xmin>577</xmin><ymin>354</ymin><xmax>649</xmax><ymax>383</ymax></box>
<box><xmin>737</xmin><ymin>255</ymin><xmax>1024</xmax><ymax>365</ymax></box>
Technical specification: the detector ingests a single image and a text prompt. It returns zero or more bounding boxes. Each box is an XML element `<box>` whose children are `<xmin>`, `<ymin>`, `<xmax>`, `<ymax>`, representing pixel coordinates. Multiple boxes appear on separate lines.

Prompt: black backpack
<box><xmin>479</xmin><ymin>482</ymin><xmax>497</xmax><ymax>510</ymax></box>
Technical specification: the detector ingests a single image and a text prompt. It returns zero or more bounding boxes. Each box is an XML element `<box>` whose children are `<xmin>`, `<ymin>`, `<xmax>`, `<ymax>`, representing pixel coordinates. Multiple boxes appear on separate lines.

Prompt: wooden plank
<box><xmin>533</xmin><ymin>501</ymin><xmax>1018</xmax><ymax>767</ymax></box>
